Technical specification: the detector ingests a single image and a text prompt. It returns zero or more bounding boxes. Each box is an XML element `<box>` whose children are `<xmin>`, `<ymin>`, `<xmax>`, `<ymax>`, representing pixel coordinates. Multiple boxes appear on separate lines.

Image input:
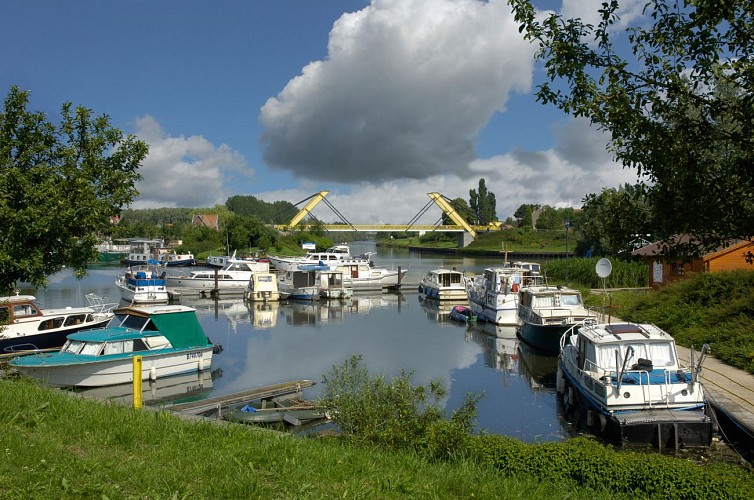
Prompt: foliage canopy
<box><xmin>510</xmin><ymin>0</ymin><xmax>754</xmax><ymax>256</ymax></box>
<box><xmin>0</xmin><ymin>87</ymin><xmax>147</xmax><ymax>291</ymax></box>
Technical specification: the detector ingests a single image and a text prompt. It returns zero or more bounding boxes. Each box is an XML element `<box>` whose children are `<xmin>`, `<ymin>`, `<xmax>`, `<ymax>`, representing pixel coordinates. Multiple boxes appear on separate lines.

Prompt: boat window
<box><xmin>64</xmin><ymin>314</ymin><xmax>87</xmax><ymax>327</ymax></box>
<box><xmin>561</xmin><ymin>294</ymin><xmax>582</xmax><ymax>306</ymax></box>
<box><xmin>38</xmin><ymin>317</ymin><xmax>65</xmax><ymax>331</ymax></box>
<box><xmin>103</xmin><ymin>340</ymin><xmax>135</xmax><ymax>355</ymax></box>
<box><xmin>62</xmin><ymin>339</ymin><xmax>85</xmax><ymax>354</ymax></box>
<box><xmin>120</xmin><ymin>314</ymin><xmax>149</xmax><ymax>331</ymax></box>
<box><xmin>80</xmin><ymin>341</ymin><xmax>104</xmax><ymax>356</ymax></box>
<box><xmin>534</xmin><ymin>296</ymin><xmax>556</xmax><ymax>308</ymax></box>
<box><xmin>142</xmin><ymin>319</ymin><xmax>160</xmax><ymax>332</ymax></box>
<box><xmin>13</xmin><ymin>304</ymin><xmax>36</xmax><ymax>317</ymax></box>
<box><xmin>133</xmin><ymin>339</ymin><xmax>149</xmax><ymax>351</ymax></box>
<box><xmin>648</xmin><ymin>342</ymin><xmax>675</xmax><ymax>367</ymax></box>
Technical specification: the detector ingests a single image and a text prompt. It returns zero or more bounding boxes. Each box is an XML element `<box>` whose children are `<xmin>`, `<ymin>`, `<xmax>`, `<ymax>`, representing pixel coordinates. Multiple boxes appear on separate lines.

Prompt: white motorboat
<box><xmin>0</xmin><ymin>293</ymin><xmax>117</xmax><ymax>352</ymax></box>
<box><xmin>115</xmin><ymin>262</ymin><xmax>169</xmax><ymax>305</ymax></box>
<box><xmin>558</xmin><ymin>322</ymin><xmax>713</xmax><ymax>447</ymax></box>
<box><xmin>518</xmin><ymin>285</ymin><xmax>598</xmax><ymax>353</ymax></box>
<box><xmin>418</xmin><ymin>268</ymin><xmax>468</xmax><ymax>301</ymax></box>
<box><xmin>9</xmin><ymin>304</ymin><xmax>219</xmax><ymax>387</ymax></box>
<box><xmin>167</xmin><ymin>258</ymin><xmax>269</xmax><ymax>293</ymax></box>
<box><xmin>278</xmin><ymin>265</ymin><xmax>352</xmax><ymax>301</ymax></box>
<box><xmin>465</xmin><ymin>266</ymin><xmax>530</xmax><ymax>325</ymax></box>
<box><xmin>244</xmin><ymin>272</ymin><xmax>281</xmax><ymax>302</ymax></box>
<box><xmin>267</xmin><ymin>244</ymin><xmax>359</xmax><ymax>272</ymax></box>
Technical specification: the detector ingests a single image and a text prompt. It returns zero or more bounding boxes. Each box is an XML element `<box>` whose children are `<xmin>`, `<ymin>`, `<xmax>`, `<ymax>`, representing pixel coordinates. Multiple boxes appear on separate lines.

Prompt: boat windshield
<box><xmin>119</xmin><ymin>314</ymin><xmax>150</xmax><ymax>331</ymax></box>
<box><xmin>560</xmin><ymin>294</ymin><xmax>582</xmax><ymax>306</ymax></box>
<box><xmin>80</xmin><ymin>341</ymin><xmax>104</xmax><ymax>356</ymax></box>
<box><xmin>62</xmin><ymin>339</ymin><xmax>85</xmax><ymax>354</ymax></box>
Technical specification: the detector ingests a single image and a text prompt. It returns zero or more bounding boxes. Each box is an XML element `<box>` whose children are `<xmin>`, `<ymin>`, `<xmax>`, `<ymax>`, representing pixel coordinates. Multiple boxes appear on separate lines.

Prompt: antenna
<box><xmin>595</xmin><ymin>258</ymin><xmax>612</xmax><ymax>322</ymax></box>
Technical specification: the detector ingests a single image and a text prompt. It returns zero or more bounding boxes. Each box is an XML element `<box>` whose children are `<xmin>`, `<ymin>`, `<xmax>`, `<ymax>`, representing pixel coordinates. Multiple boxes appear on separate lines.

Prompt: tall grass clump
<box><xmin>542</xmin><ymin>257</ymin><xmax>649</xmax><ymax>288</ymax></box>
<box><xmin>319</xmin><ymin>354</ymin><xmax>480</xmax><ymax>454</ymax></box>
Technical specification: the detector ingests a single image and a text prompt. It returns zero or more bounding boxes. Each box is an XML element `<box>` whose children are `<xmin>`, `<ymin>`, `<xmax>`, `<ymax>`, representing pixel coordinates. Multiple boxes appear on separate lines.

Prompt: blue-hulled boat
<box><xmin>9</xmin><ymin>304</ymin><xmax>219</xmax><ymax>387</ymax></box>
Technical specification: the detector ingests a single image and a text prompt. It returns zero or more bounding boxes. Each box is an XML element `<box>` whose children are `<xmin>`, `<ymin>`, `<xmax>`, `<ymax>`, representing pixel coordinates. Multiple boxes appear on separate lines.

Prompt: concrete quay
<box><xmin>676</xmin><ymin>345</ymin><xmax>754</xmax><ymax>457</ymax></box>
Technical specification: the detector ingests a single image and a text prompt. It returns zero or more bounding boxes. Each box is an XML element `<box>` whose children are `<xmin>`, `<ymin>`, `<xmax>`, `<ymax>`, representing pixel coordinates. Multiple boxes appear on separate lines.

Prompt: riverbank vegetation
<box><xmin>2</xmin><ymin>367</ymin><xmax>752</xmax><ymax>499</ymax></box>
<box><xmin>605</xmin><ymin>270</ymin><xmax>754</xmax><ymax>375</ymax></box>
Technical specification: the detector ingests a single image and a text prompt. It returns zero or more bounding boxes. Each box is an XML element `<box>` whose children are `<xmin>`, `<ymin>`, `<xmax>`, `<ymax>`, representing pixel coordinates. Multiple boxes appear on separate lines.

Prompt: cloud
<box><xmin>259</xmin><ymin>0</ymin><xmax>535</xmax><ymax>183</ymax></box>
<box><xmin>256</xmin><ymin>113</ymin><xmax>638</xmax><ymax>224</ymax></box>
<box><xmin>130</xmin><ymin>116</ymin><xmax>250</xmax><ymax>209</ymax></box>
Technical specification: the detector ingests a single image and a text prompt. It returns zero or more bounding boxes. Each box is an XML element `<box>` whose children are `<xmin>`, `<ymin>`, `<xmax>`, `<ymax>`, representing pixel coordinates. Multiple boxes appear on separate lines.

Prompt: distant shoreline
<box><xmin>403</xmin><ymin>245</ymin><xmax>570</xmax><ymax>260</ymax></box>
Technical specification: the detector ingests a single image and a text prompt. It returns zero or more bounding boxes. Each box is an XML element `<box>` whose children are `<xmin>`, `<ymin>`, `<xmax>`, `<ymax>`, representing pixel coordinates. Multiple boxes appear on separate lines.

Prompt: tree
<box><xmin>0</xmin><ymin>87</ymin><xmax>147</xmax><ymax>291</ymax></box>
<box><xmin>577</xmin><ymin>183</ymin><xmax>652</xmax><ymax>256</ymax></box>
<box><xmin>440</xmin><ymin>197</ymin><xmax>472</xmax><ymax>225</ymax></box>
<box><xmin>511</xmin><ymin>0</ymin><xmax>754</xmax><ymax>257</ymax></box>
<box><xmin>469</xmin><ymin>178</ymin><xmax>497</xmax><ymax>224</ymax></box>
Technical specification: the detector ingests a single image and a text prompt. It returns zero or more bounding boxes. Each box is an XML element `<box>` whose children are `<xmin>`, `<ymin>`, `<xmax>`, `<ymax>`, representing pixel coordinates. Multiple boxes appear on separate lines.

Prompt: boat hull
<box><xmin>517</xmin><ymin>321</ymin><xmax>567</xmax><ymax>353</ymax></box>
<box><xmin>0</xmin><ymin>317</ymin><xmax>113</xmax><ymax>352</ymax></box>
<box><xmin>13</xmin><ymin>347</ymin><xmax>215</xmax><ymax>387</ymax></box>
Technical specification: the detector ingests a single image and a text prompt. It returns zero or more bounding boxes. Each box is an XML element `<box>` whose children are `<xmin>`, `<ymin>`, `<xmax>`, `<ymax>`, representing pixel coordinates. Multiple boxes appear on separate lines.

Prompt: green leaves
<box><xmin>510</xmin><ymin>1</ymin><xmax>754</xmax><ymax>258</ymax></box>
<box><xmin>0</xmin><ymin>86</ymin><xmax>147</xmax><ymax>290</ymax></box>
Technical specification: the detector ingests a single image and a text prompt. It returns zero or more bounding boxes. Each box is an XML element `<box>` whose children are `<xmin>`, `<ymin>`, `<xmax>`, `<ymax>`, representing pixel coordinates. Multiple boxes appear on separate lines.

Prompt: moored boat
<box><xmin>223</xmin><ymin>396</ymin><xmax>328</xmax><ymax>426</ymax></box>
<box><xmin>244</xmin><ymin>272</ymin><xmax>280</xmax><ymax>302</ymax></box>
<box><xmin>418</xmin><ymin>268</ymin><xmax>468</xmax><ymax>301</ymax></box>
<box><xmin>122</xmin><ymin>238</ymin><xmax>164</xmax><ymax>266</ymax></box>
<box><xmin>465</xmin><ymin>266</ymin><xmax>531</xmax><ymax>325</ymax></box>
<box><xmin>115</xmin><ymin>261</ymin><xmax>169</xmax><ymax>304</ymax></box>
<box><xmin>0</xmin><ymin>293</ymin><xmax>117</xmax><ymax>353</ymax></box>
<box><xmin>167</xmin><ymin>258</ymin><xmax>269</xmax><ymax>293</ymax></box>
<box><xmin>517</xmin><ymin>285</ymin><xmax>597</xmax><ymax>353</ymax></box>
<box><xmin>558</xmin><ymin>322</ymin><xmax>713</xmax><ymax>448</ymax></box>
<box><xmin>9</xmin><ymin>304</ymin><xmax>219</xmax><ymax>387</ymax></box>
<box><xmin>449</xmin><ymin>305</ymin><xmax>477</xmax><ymax>324</ymax></box>
<box><xmin>267</xmin><ymin>244</ymin><xmax>357</xmax><ymax>272</ymax></box>
<box><xmin>158</xmin><ymin>250</ymin><xmax>196</xmax><ymax>267</ymax></box>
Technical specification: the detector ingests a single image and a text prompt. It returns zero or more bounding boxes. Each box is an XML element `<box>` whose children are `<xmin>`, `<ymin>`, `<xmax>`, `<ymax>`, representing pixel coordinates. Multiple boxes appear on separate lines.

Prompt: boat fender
<box><xmin>198</xmin><ymin>357</ymin><xmax>204</xmax><ymax>371</ymax></box>
<box><xmin>511</xmin><ymin>283</ymin><xmax>519</xmax><ymax>293</ymax></box>
<box><xmin>556</xmin><ymin>367</ymin><xmax>565</xmax><ymax>394</ymax></box>
<box><xmin>149</xmin><ymin>365</ymin><xmax>157</xmax><ymax>381</ymax></box>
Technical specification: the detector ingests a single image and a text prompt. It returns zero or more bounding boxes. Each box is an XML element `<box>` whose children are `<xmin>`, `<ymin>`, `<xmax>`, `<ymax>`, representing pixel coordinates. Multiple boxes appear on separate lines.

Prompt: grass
<box><xmin>0</xmin><ymin>377</ymin><xmax>630</xmax><ymax>499</ymax></box>
<box><xmin>601</xmin><ymin>270</ymin><xmax>754</xmax><ymax>375</ymax></box>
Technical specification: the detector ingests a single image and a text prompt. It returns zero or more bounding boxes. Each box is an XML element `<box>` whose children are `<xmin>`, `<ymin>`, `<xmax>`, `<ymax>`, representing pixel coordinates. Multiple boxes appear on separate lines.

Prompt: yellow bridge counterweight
<box><xmin>427</xmin><ymin>192</ymin><xmax>477</xmax><ymax>237</ymax></box>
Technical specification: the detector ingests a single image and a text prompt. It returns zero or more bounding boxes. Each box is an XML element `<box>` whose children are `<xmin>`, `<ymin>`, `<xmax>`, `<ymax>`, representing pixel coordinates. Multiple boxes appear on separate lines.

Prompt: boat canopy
<box><xmin>149</xmin><ymin>310</ymin><xmax>210</xmax><ymax>348</ymax></box>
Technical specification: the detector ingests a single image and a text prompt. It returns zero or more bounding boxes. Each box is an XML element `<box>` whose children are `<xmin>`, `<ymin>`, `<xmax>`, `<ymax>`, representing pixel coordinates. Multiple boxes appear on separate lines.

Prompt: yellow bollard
<box><xmin>133</xmin><ymin>356</ymin><xmax>143</xmax><ymax>409</ymax></box>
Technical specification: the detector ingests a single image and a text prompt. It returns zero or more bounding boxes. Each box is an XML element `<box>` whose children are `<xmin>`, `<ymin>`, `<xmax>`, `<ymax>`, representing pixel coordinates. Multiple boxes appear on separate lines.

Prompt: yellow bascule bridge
<box><xmin>273</xmin><ymin>191</ymin><xmax>502</xmax><ymax>247</ymax></box>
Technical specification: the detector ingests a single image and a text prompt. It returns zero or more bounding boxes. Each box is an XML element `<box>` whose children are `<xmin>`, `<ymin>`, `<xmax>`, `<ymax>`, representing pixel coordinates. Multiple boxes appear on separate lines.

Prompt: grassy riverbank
<box><xmin>2</xmin><ymin>377</ymin><xmax>753</xmax><ymax>499</ymax></box>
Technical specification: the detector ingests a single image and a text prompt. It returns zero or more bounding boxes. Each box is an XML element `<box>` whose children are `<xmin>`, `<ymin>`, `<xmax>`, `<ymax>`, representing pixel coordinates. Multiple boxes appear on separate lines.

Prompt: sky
<box><xmin>1</xmin><ymin>0</ymin><xmax>646</xmax><ymax>225</ymax></box>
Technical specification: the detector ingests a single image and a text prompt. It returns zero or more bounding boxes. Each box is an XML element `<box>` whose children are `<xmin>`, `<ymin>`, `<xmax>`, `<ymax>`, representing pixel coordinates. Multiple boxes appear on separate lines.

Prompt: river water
<box><xmin>17</xmin><ymin>241</ymin><xmax>570</xmax><ymax>443</ymax></box>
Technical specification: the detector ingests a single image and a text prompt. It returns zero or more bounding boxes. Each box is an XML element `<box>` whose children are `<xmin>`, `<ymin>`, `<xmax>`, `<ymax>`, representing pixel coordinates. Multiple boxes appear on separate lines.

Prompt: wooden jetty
<box><xmin>167</xmin><ymin>379</ymin><xmax>316</xmax><ymax>417</ymax></box>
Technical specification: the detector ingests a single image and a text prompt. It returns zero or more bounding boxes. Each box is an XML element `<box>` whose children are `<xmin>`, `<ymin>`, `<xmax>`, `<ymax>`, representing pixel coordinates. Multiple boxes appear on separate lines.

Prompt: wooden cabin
<box><xmin>632</xmin><ymin>236</ymin><xmax>754</xmax><ymax>288</ymax></box>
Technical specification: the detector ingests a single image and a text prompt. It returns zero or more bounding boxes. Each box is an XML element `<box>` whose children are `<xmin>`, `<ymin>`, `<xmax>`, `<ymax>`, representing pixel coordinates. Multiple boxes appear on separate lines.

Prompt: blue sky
<box><xmin>1</xmin><ymin>0</ymin><xmax>642</xmax><ymax>224</ymax></box>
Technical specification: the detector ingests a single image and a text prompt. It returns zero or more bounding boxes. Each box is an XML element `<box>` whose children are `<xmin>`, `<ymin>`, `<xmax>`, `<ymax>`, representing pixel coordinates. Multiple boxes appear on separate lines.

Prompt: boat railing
<box><xmin>85</xmin><ymin>294</ymin><xmax>119</xmax><ymax>315</ymax></box>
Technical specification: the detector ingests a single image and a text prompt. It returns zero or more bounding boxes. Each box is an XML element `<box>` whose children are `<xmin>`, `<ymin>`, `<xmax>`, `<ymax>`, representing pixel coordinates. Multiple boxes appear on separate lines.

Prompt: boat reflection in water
<box><xmin>417</xmin><ymin>294</ymin><xmax>468</xmax><ymax>325</ymax></box>
<box><xmin>466</xmin><ymin>323</ymin><xmax>519</xmax><ymax>373</ymax></box>
<box><xmin>73</xmin><ymin>370</ymin><xmax>217</xmax><ymax>406</ymax></box>
<box><xmin>177</xmin><ymin>297</ymin><xmax>252</xmax><ymax>334</ymax></box>
<box><xmin>282</xmin><ymin>293</ymin><xmax>407</xmax><ymax>326</ymax></box>
<box><xmin>517</xmin><ymin>340</ymin><xmax>559</xmax><ymax>392</ymax></box>
<box><xmin>249</xmin><ymin>301</ymin><xmax>279</xmax><ymax>329</ymax></box>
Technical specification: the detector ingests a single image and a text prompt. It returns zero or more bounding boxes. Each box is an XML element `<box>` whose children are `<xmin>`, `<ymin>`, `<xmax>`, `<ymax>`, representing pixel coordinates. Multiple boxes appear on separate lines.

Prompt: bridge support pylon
<box><xmin>457</xmin><ymin>231</ymin><xmax>474</xmax><ymax>248</ymax></box>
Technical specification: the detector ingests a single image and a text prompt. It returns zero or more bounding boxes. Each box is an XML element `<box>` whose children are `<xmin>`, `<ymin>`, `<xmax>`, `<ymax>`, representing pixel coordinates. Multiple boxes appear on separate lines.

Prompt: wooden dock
<box><xmin>676</xmin><ymin>346</ymin><xmax>754</xmax><ymax>455</ymax></box>
<box><xmin>167</xmin><ymin>379</ymin><xmax>316</xmax><ymax>417</ymax></box>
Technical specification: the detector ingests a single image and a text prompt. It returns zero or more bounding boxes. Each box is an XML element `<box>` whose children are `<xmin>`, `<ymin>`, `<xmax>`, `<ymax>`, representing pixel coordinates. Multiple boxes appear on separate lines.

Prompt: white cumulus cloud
<box><xmin>131</xmin><ymin>116</ymin><xmax>251</xmax><ymax>209</ymax></box>
<box><xmin>259</xmin><ymin>0</ymin><xmax>535</xmax><ymax>183</ymax></box>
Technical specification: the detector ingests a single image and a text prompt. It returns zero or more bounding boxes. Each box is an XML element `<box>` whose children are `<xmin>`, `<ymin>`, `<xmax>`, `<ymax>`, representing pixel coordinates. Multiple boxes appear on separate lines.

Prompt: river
<box><xmin>17</xmin><ymin>241</ymin><xmax>570</xmax><ymax>443</ymax></box>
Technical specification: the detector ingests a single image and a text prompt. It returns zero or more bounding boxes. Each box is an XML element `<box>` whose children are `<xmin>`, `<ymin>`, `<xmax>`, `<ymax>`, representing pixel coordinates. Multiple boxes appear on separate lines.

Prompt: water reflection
<box><xmin>19</xmin><ymin>248</ymin><xmax>573</xmax><ymax>444</ymax></box>
<box><xmin>74</xmin><ymin>370</ymin><xmax>217</xmax><ymax>406</ymax></box>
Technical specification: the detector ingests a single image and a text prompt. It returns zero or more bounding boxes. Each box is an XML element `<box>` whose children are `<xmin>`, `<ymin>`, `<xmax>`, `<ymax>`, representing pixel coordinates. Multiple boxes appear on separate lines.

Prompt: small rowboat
<box><xmin>449</xmin><ymin>305</ymin><xmax>477</xmax><ymax>324</ymax></box>
<box><xmin>223</xmin><ymin>397</ymin><xmax>328</xmax><ymax>426</ymax></box>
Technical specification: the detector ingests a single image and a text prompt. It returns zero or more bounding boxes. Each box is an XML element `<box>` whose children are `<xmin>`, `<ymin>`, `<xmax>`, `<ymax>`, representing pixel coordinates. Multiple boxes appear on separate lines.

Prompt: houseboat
<box><xmin>558</xmin><ymin>322</ymin><xmax>713</xmax><ymax>448</ymax></box>
<box><xmin>418</xmin><ymin>268</ymin><xmax>468</xmax><ymax>301</ymax></box>
<box><xmin>517</xmin><ymin>285</ymin><xmax>597</xmax><ymax>353</ymax></box>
